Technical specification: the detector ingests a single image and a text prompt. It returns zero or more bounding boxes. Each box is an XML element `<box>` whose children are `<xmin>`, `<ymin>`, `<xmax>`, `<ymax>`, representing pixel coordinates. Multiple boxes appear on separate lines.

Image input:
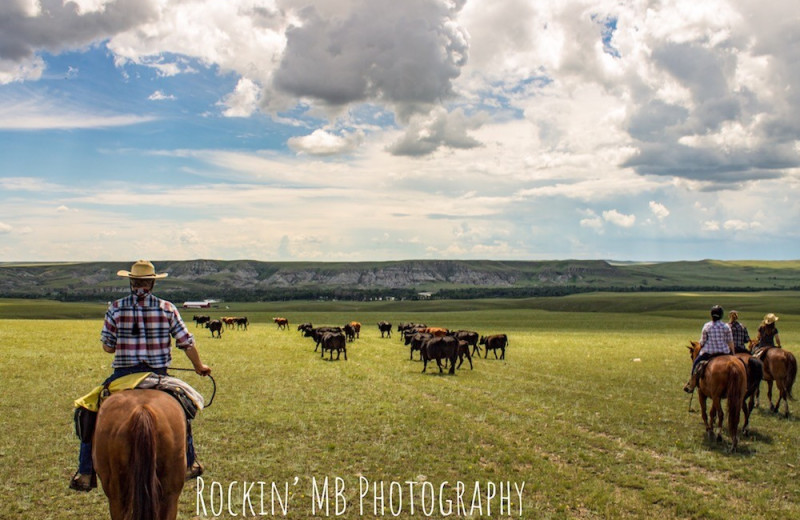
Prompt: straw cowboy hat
<box><xmin>117</xmin><ymin>260</ymin><xmax>168</xmax><ymax>279</ymax></box>
<box><xmin>763</xmin><ymin>313</ymin><xmax>779</xmax><ymax>325</ymax></box>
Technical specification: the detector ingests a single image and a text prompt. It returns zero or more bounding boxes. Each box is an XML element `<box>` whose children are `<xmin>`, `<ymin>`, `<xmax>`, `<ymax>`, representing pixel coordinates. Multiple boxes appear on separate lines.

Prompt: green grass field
<box><xmin>1</xmin><ymin>294</ymin><xmax>799</xmax><ymax>519</ymax></box>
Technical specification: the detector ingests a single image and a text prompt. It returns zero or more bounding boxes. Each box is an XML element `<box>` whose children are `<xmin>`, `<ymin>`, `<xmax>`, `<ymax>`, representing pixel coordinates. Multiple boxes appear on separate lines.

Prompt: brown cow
<box><xmin>422</xmin><ymin>327</ymin><xmax>450</xmax><ymax>337</ymax></box>
<box><xmin>348</xmin><ymin>321</ymin><xmax>362</xmax><ymax>339</ymax></box>
<box><xmin>273</xmin><ymin>317</ymin><xmax>289</xmax><ymax>330</ymax></box>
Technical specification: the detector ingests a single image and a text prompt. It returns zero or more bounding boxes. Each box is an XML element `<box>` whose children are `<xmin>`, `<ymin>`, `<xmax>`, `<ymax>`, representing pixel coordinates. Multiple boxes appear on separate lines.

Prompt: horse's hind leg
<box><xmin>767</xmin><ymin>381</ymin><xmax>777</xmax><ymax>412</ymax></box>
<box><xmin>741</xmin><ymin>399</ymin><xmax>751</xmax><ymax>436</ymax></box>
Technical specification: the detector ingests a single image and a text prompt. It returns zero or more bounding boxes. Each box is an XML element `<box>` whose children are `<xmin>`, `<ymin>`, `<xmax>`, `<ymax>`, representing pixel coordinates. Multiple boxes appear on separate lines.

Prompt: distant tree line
<box><xmin>5</xmin><ymin>283</ymin><xmax>800</xmax><ymax>303</ymax></box>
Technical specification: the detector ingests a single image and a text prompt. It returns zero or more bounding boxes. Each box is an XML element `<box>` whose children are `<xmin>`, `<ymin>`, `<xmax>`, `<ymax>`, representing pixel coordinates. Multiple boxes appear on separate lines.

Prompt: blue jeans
<box><xmin>78</xmin><ymin>363</ymin><xmax>196</xmax><ymax>474</ymax></box>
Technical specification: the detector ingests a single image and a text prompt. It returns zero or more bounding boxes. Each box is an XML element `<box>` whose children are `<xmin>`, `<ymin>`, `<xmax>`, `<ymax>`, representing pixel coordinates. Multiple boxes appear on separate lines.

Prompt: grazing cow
<box><xmin>456</xmin><ymin>339</ymin><xmax>473</xmax><ymax>369</ymax></box>
<box><xmin>193</xmin><ymin>315</ymin><xmax>210</xmax><ymax>328</ymax></box>
<box><xmin>421</xmin><ymin>336</ymin><xmax>459</xmax><ymax>374</ymax></box>
<box><xmin>273</xmin><ymin>317</ymin><xmax>289</xmax><ymax>330</ymax></box>
<box><xmin>347</xmin><ymin>321</ymin><xmax>362</xmax><ymax>339</ymax></box>
<box><xmin>479</xmin><ymin>334</ymin><xmax>508</xmax><ymax>359</ymax></box>
<box><xmin>297</xmin><ymin>323</ymin><xmax>313</xmax><ymax>334</ymax></box>
<box><xmin>222</xmin><ymin>316</ymin><xmax>237</xmax><ymax>329</ymax></box>
<box><xmin>377</xmin><ymin>321</ymin><xmax>392</xmax><ymax>338</ymax></box>
<box><xmin>397</xmin><ymin>323</ymin><xmax>427</xmax><ymax>338</ymax></box>
<box><xmin>407</xmin><ymin>332</ymin><xmax>433</xmax><ymax>360</ymax></box>
<box><xmin>235</xmin><ymin>316</ymin><xmax>249</xmax><ymax>330</ymax></box>
<box><xmin>422</xmin><ymin>327</ymin><xmax>450</xmax><ymax>337</ymax></box>
<box><xmin>320</xmin><ymin>332</ymin><xmax>347</xmax><ymax>361</ymax></box>
<box><xmin>205</xmin><ymin>319</ymin><xmax>223</xmax><ymax>338</ymax></box>
<box><xmin>343</xmin><ymin>323</ymin><xmax>356</xmax><ymax>342</ymax></box>
<box><xmin>453</xmin><ymin>330</ymin><xmax>480</xmax><ymax>356</ymax></box>
<box><xmin>306</xmin><ymin>327</ymin><xmax>343</xmax><ymax>351</ymax></box>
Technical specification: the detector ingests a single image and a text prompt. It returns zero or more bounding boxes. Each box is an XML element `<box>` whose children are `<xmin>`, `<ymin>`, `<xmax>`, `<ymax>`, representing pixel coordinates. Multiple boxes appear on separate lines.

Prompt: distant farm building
<box><xmin>182</xmin><ymin>299</ymin><xmax>218</xmax><ymax>309</ymax></box>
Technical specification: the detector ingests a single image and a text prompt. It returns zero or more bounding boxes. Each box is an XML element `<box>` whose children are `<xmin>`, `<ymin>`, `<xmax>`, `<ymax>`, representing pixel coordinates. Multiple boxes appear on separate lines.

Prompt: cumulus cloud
<box><xmin>388</xmin><ymin>107</ymin><xmax>482</xmax><ymax>156</ymax></box>
<box><xmin>272</xmin><ymin>0</ymin><xmax>468</xmax><ymax>118</ymax></box>
<box><xmin>649</xmin><ymin>201</ymin><xmax>670</xmax><ymax>221</ymax></box>
<box><xmin>0</xmin><ymin>221</ymin><xmax>12</xmax><ymax>234</ymax></box>
<box><xmin>0</xmin><ymin>0</ymin><xmax>158</xmax><ymax>82</ymax></box>
<box><xmin>220</xmin><ymin>78</ymin><xmax>261</xmax><ymax>117</ymax></box>
<box><xmin>602</xmin><ymin>209</ymin><xmax>635</xmax><ymax>228</ymax></box>
<box><xmin>288</xmin><ymin>129</ymin><xmax>363</xmax><ymax>156</ymax></box>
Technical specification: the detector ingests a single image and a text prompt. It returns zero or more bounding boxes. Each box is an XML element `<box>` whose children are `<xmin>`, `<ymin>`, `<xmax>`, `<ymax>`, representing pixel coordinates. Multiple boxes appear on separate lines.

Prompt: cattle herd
<box><xmin>191</xmin><ymin>314</ymin><xmax>508</xmax><ymax>374</ymax></box>
<box><xmin>192</xmin><ymin>314</ymin><xmax>249</xmax><ymax>338</ymax></box>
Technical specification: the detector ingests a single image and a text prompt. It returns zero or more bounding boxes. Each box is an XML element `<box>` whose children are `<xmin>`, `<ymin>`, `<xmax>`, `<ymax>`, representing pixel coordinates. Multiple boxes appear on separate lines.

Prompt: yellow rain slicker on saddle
<box><xmin>73</xmin><ymin>372</ymin><xmax>152</xmax><ymax>412</ymax></box>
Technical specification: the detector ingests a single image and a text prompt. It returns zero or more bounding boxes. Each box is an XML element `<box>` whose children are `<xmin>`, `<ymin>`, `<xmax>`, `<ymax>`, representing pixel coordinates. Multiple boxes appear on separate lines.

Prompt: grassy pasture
<box><xmin>1</xmin><ymin>293</ymin><xmax>800</xmax><ymax>519</ymax></box>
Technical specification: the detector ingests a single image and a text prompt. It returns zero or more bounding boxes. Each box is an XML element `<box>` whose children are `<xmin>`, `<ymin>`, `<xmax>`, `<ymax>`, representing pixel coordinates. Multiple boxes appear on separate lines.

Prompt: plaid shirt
<box><xmin>101</xmin><ymin>293</ymin><xmax>194</xmax><ymax>369</ymax></box>
<box><xmin>699</xmin><ymin>320</ymin><xmax>733</xmax><ymax>355</ymax></box>
<box><xmin>729</xmin><ymin>322</ymin><xmax>750</xmax><ymax>351</ymax></box>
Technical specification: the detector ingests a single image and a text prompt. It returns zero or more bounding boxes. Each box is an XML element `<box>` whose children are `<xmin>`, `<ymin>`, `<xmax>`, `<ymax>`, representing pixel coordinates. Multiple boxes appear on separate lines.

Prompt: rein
<box><xmin>168</xmin><ymin>368</ymin><xmax>217</xmax><ymax>408</ymax></box>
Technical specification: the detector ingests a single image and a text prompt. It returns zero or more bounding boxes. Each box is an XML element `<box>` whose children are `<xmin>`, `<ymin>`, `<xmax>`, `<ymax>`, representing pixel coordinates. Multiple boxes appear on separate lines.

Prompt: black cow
<box><xmin>343</xmin><ymin>323</ymin><xmax>356</xmax><ymax>342</ymax></box>
<box><xmin>407</xmin><ymin>332</ymin><xmax>433</xmax><ymax>360</ymax></box>
<box><xmin>421</xmin><ymin>336</ymin><xmax>459</xmax><ymax>374</ymax></box>
<box><xmin>320</xmin><ymin>332</ymin><xmax>347</xmax><ymax>361</ymax></box>
<box><xmin>193</xmin><ymin>315</ymin><xmax>211</xmax><ymax>327</ymax></box>
<box><xmin>453</xmin><ymin>330</ymin><xmax>480</xmax><ymax>356</ymax></box>
<box><xmin>479</xmin><ymin>334</ymin><xmax>508</xmax><ymax>359</ymax></box>
<box><xmin>297</xmin><ymin>323</ymin><xmax>313</xmax><ymax>334</ymax></box>
<box><xmin>306</xmin><ymin>327</ymin><xmax>343</xmax><ymax>351</ymax></box>
<box><xmin>235</xmin><ymin>316</ymin><xmax>249</xmax><ymax>330</ymax></box>
<box><xmin>377</xmin><ymin>321</ymin><xmax>392</xmax><ymax>338</ymax></box>
<box><xmin>205</xmin><ymin>319</ymin><xmax>223</xmax><ymax>338</ymax></box>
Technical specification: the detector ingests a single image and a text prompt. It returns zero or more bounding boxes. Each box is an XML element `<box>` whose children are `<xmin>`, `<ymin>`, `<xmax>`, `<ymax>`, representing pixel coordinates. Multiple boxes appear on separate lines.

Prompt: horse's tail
<box><xmin>129</xmin><ymin>406</ymin><xmax>160</xmax><ymax>520</ymax></box>
<box><xmin>786</xmin><ymin>352</ymin><xmax>797</xmax><ymax>401</ymax></box>
<box><xmin>727</xmin><ymin>363</ymin><xmax>745</xmax><ymax>439</ymax></box>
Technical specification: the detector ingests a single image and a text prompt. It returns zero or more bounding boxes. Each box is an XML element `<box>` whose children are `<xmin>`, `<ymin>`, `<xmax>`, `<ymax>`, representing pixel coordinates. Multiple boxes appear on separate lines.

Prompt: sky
<box><xmin>1</xmin><ymin>0</ymin><xmax>799</xmax><ymax>263</ymax></box>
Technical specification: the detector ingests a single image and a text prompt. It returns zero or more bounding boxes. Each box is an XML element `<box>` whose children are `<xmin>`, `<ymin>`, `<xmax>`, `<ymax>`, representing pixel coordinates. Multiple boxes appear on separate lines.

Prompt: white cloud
<box><xmin>703</xmin><ymin>220</ymin><xmax>721</xmax><ymax>231</ymax></box>
<box><xmin>288</xmin><ymin>129</ymin><xmax>362</xmax><ymax>156</ymax></box>
<box><xmin>649</xmin><ymin>201</ymin><xmax>670</xmax><ymax>220</ymax></box>
<box><xmin>220</xmin><ymin>78</ymin><xmax>261</xmax><ymax>118</ymax></box>
<box><xmin>602</xmin><ymin>209</ymin><xmax>636</xmax><ymax>228</ymax></box>
<box><xmin>0</xmin><ymin>222</ymin><xmax>12</xmax><ymax>234</ymax></box>
<box><xmin>580</xmin><ymin>217</ymin><xmax>603</xmax><ymax>230</ymax></box>
<box><xmin>148</xmin><ymin>90</ymin><xmax>175</xmax><ymax>101</ymax></box>
<box><xmin>0</xmin><ymin>98</ymin><xmax>154</xmax><ymax>130</ymax></box>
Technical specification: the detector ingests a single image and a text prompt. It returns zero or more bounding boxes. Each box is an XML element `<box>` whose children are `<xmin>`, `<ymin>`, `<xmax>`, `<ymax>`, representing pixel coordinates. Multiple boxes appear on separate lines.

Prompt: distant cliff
<box><xmin>1</xmin><ymin>259</ymin><xmax>799</xmax><ymax>301</ymax></box>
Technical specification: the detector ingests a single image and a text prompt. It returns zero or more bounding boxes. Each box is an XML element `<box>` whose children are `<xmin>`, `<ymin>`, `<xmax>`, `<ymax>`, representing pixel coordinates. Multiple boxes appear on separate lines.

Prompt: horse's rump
<box><xmin>94</xmin><ymin>390</ymin><xmax>187</xmax><ymax>520</ymax></box>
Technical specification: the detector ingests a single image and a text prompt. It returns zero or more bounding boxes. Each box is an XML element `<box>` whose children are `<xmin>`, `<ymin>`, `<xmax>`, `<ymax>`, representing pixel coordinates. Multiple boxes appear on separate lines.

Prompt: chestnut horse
<box><xmin>687</xmin><ymin>342</ymin><xmax>747</xmax><ymax>450</ymax></box>
<box><xmin>93</xmin><ymin>390</ymin><xmax>187</xmax><ymax>520</ymax></box>
<box><xmin>749</xmin><ymin>340</ymin><xmax>797</xmax><ymax>417</ymax></box>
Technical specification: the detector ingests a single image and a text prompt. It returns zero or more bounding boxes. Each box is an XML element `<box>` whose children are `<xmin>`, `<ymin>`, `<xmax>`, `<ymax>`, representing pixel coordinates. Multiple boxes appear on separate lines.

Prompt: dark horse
<box><xmin>750</xmin><ymin>340</ymin><xmax>797</xmax><ymax>417</ymax></box>
<box><xmin>94</xmin><ymin>390</ymin><xmax>187</xmax><ymax>520</ymax></box>
<box><xmin>687</xmin><ymin>342</ymin><xmax>747</xmax><ymax>451</ymax></box>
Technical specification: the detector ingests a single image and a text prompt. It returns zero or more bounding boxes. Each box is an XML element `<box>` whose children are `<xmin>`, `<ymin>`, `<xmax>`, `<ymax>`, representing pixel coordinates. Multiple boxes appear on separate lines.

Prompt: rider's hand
<box><xmin>194</xmin><ymin>364</ymin><xmax>212</xmax><ymax>377</ymax></box>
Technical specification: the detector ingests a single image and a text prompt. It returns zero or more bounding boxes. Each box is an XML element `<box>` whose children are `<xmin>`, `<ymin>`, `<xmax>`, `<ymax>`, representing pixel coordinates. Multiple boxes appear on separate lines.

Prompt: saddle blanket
<box><xmin>74</xmin><ymin>372</ymin><xmax>204</xmax><ymax>414</ymax></box>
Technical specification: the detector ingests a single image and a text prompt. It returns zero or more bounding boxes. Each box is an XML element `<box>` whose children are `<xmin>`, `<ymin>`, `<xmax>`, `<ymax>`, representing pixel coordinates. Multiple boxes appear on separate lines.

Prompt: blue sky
<box><xmin>1</xmin><ymin>0</ymin><xmax>799</xmax><ymax>262</ymax></box>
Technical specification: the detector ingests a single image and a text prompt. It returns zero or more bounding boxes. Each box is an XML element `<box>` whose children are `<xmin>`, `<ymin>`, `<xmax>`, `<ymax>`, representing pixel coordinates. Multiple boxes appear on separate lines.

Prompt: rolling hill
<box><xmin>1</xmin><ymin>259</ymin><xmax>799</xmax><ymax>302</ymax></box>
